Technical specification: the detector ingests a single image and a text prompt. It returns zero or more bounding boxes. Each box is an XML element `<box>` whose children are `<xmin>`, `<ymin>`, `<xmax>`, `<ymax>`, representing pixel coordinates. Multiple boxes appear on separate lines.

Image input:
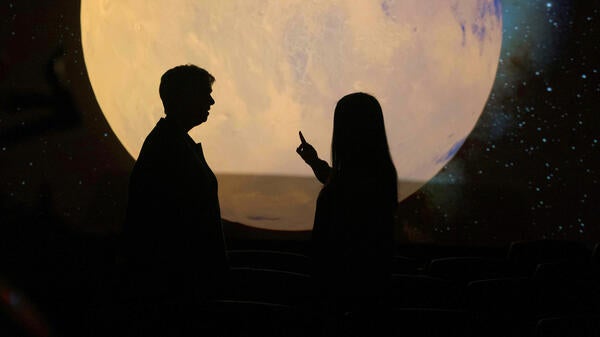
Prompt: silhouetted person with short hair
<box><xmin>123</xmin><ymin>64</ymin><xmax>227</xmax><ymax>336</ymax></box>
<box><xmin>297</xmin><ymin>92</ymin><xmax>398</xmax><ymax>336</ymax></box>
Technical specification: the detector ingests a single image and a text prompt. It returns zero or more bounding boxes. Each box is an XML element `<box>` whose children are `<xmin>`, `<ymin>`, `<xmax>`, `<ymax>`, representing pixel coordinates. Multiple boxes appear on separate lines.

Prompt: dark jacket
<box><xmin>124</xmin><ymin>117</ymin><xmax>228</xmax><ymax>298</ymax></box>
<box><xmin>312</xmin><ymin>166</ymin><xmax>396</xmax><ymax>298</ymax></box>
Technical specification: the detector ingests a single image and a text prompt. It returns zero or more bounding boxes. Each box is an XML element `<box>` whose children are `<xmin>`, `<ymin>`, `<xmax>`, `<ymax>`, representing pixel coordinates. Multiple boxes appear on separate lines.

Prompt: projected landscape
<box><xmin>1</xmin><ymin>0</ymin><xmax>598</xmax><ymax>243</ymax></box>
<box><xmin>81</xmin><ymin>0</ymin><xmax>502</xmax><ymax>229</ymax></box>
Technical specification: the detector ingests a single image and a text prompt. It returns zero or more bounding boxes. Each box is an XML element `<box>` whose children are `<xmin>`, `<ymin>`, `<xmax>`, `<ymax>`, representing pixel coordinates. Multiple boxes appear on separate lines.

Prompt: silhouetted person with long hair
<box><xmin>297</xmin><ymin>92</ymin><xmax>398</xmax><ymax>336</ymax></box>
<box><xmin>123</xmin><ymin>64</ymin><xmax>227</xmax><ymax>336</ymax></box>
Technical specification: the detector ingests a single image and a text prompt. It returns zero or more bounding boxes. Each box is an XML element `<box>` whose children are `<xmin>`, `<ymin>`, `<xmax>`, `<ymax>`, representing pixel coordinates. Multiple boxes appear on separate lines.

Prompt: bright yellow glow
<box><xmin>81</xmin><ymin>0</ymin><xmax>502</xmax><ymax>230</ymax></box>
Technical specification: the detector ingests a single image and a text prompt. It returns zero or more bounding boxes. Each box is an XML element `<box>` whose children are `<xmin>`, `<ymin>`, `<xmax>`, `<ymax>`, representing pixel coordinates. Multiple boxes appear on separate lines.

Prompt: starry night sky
<box><xmin>409</xmin><ymin>0</ymin><xmax>600</xmax><ymax>244</ymax></box>
<box><xmin>1</xmin><ymin>0</ymin><xmax>599</xmax><ymax>246</ymax></box>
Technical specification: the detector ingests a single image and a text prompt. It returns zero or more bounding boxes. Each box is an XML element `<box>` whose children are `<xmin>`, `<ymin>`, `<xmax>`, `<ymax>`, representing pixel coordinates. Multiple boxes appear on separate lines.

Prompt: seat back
<box><xmin>391</xmin><ymin>274</ymin><xmax>465</xmax><ymax>309</ymax></box>
<box><xmin>427</xmin><ymin>257</ymin><xmax>509</xmax><ymax>283</ymax></box>
<box><xmin>389</xmin><ymin>308</ymin><xmax>470</xmax><ymax>337</ymax></box>
<box><xmin>467</xmin><ymin>278</ymin><xmax>537</xmax><ymax>337</ymax></box>
<box><xmin>225</xmin><ymin>267</ymin><xmax>312</xmax><ymax>305</ymax></box>
<box><xmin>227</xmin><ymin>250</ymin><xmax>311</xmax><ymax>274</ymax></box>
<box><xmin>507</xmin><ymin>240</ymin><xmax>590</xmax><ymax>277</ymax></box>
<box><xmin>536</xmin><ymin>315</ymin><xmax>600</xmax><ymax>337</ymax></box>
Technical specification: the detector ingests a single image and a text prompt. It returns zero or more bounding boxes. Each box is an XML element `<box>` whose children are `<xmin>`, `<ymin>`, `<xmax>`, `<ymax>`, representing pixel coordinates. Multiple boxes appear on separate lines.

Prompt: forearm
<box><xmin>309</xmin><ymin>158</ymin><xmax>331</xmax><ymax>184</ymax></box>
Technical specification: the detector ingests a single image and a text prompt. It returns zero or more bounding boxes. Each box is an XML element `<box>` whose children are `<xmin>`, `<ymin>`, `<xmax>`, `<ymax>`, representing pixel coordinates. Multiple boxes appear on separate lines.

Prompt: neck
<box><xmin>165</xmin><ymin>114</ymin><xmax>193</xmax><ymax>133</ymax></box>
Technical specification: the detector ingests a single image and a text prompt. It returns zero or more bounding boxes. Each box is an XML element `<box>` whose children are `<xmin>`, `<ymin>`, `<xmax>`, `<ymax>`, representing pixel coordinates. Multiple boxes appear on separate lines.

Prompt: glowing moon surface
<box><xmin>81</xmin><ymin>0</ymin><xmax>502</xmax><ymax>230</ymax></box>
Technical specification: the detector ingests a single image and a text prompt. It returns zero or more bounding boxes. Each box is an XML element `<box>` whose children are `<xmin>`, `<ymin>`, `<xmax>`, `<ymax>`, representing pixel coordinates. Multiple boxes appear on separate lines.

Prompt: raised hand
<box><xmin>296</xmin><ymin>131</ymin><xmax>319</xmax><ymax>164</ymax></box>
<box><xmin>296</xmin><ymin>131</ymin><xmax>331</xmax><ymax>183</ymax></box>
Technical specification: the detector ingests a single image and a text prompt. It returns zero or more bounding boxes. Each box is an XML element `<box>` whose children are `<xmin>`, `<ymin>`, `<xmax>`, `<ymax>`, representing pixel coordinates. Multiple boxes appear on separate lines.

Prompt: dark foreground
<box><xmin>1</xmin><ymin>219</ymin><xmax>600</xmax><ymax>337</ymax></box>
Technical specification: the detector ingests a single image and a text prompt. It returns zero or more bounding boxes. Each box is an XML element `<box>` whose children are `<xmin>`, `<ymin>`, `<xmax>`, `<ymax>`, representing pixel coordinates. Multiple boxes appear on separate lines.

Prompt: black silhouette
<box><xmin>122</xmin><ymin>64</ymin><xmax>228</xmax><ymax>335</ymax></box>
<box><xmin>296</xmin><ymin>130</ymin><xmax>331</xmax><ymax>183</ymax></box>
<box><xmin>297</xmin><ymin>92</ymin><xmax>398</xmax><ymax>335</ymax></box>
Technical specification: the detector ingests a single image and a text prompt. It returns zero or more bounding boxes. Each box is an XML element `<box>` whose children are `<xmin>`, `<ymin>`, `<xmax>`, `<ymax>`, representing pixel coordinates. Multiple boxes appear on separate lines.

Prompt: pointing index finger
<box><xmin>299</xmin><ymin>131</ymin><xmax>307</xmax><ymax>144</ymax></box>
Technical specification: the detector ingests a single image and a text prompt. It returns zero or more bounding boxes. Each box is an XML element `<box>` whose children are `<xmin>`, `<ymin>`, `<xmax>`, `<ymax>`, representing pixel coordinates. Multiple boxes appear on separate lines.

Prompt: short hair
<box><xmin>159</xmin><ymin>64</ymin><xmax>215</xmax><ymax>113</ymax></box>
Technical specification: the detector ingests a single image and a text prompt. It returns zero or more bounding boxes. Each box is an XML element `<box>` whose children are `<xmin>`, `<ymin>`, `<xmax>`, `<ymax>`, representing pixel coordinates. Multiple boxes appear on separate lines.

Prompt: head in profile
<box><xmin>159</xmin><ymin>64</ymin><xmax>215</xmax><ymax>131</ymax></box>
<box><xmin>331</xmin><ymin>92</ymin><xmax>397</xmax><ymax>185</ymax></box>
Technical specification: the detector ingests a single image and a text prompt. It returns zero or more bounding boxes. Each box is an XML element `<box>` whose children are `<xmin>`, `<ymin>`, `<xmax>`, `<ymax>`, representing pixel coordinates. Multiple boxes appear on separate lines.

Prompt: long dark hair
<box><xmin>330</xmin><ymin>92</ymin><xmax>397</xmax><ymax>202</ymax></box>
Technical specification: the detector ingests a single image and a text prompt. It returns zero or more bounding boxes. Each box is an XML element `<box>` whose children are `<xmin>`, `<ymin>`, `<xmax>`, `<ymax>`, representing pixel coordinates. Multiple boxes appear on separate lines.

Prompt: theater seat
<box><xmin>391</xmin><ymin>274</ymin><xmax>465</xmax><ymax>309</ymax></box>
<box><xmin>224</xmin><ymin>267</ymin><xmax>312</xmax><ymax>305</ymax></box>
<box><xmin>427</xmin><ymin>257</ymin><xmax>509</xmax><ymax>283</ymax></box>
<box><xmin>467</xmin><ymin>277</ymin><xmax>537</xmax><ymax>337</ymax></box>
<box><xmin>536</xmin><ymin>315</ymin><xmax>600</xmax><ymax>337</ymax></box>
<box><xmin>389</xmin><ymin>308</ymin><xmax>470</xmax><ymax>337</ymax></box>
<box><xmin>227</xmin><ymin>250</ymin><xmax>311</xmax><ymax>274</ymax></box>
<box><xmin>533</xmin><ymin>261</ymin><xmax>600</xmax><ymax>317</ymax></box>
<box><xmin>393</xmin><ymin>255</ymin><xmax>425</xmax><ymax>274</ymax></box>
<box><xmin>507</xmin><ymin>240</ymin><xmax>590</xmax><ymax>277</ymax></box>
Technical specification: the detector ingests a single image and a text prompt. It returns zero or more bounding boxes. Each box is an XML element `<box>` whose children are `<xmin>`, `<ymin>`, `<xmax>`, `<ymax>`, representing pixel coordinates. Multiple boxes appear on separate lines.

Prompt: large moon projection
<box><xmin>81</xmin><ymin>1</ymin><xmax>502</xmax><ymax>231</ymax></box>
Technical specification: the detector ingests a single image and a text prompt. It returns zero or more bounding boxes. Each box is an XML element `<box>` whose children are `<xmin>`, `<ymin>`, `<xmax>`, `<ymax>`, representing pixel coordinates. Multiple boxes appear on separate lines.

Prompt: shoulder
<box><xmin>138</xmin><ymin>120</ymin><xmax>187</xmax><ymax>160</ymax></box>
